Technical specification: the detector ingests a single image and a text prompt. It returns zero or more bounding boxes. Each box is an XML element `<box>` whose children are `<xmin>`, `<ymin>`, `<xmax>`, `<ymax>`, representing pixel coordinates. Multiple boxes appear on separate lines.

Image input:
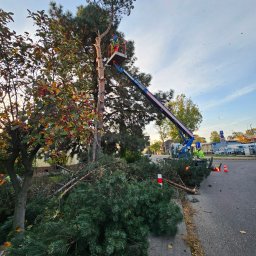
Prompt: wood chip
<box><xmin>168</xmin><ymin>243</ymin><xmax>173</xmax><ymax>249</ymax></box>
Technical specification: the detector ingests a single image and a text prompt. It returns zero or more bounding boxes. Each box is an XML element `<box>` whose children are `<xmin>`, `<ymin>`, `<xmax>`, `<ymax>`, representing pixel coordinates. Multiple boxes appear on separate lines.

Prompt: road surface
<box><xmin>191</xmin><ymin>160</ymin><xmax>256</xmax><ymax>256</ymax></box>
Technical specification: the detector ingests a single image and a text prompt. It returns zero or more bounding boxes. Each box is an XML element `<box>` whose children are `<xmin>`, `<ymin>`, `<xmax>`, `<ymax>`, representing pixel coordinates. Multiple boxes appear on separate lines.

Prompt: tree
<box><xmin>155</xmin><ymin>119</ymin><xmax>171</xmax><ymax>153</ymax></box>
<box><xmin>0</xmin><ymin>10</ymin><xmax>94</xmax><ymax>231</ymax></box>
<box><xmin>82</xmin><ymin>0</ymin><xmax>136</xmax><ymax>161</ymax></box>
<box><xmin>245</xmin><ymin>127</ymin><xmax>256</xmax><ymax>136</ymax></box>
<box><xmin>50</xmin><ymin>2</ymin><xmax>170</xmax><ymax>159</ymax></box>
<box><xmin>103</xmin><ymin>63</ymin><xmax>159</xmax><ymax>156</ymax></box>
<box><xmin>228</xmin><ymin>129</ymin><xmax>255</xmax><ymax>143</ymax></box>
<box><xmin>149</xmin><ymin>141</ymin><xmax>162</xmax><ymax>155</ymax></box>
<box><xmin>236</xmin><ymin>135</ymin><xmax>251</xmax><ymax>143</ymax></box>
<box><xmin>154</xmin><ymin>90</ymin><xmax>174</xmax><ymax>153</ymax></box>
<box><xmin>232</xmin><ymin>131</ymin><xmax>244</xmax><ymax>138</ymax></box>
<box><xmin>194</xmin><ymin>134</ymin><xmax>206</xmax><ymax>143</ymax></box>
<box><xmin>210</xmin><ymin>131</ymin><xmax>220</xmax><ymax>143</ymax></box>
<box><xmin>166</xmin><ymin>94</ymin><xmax>202</xmax><ymax>142</ymax></box>
<box><xmin>73</xmin><ymin>2</ymin><xmax>170</xmax><ymax>158</ymax></box>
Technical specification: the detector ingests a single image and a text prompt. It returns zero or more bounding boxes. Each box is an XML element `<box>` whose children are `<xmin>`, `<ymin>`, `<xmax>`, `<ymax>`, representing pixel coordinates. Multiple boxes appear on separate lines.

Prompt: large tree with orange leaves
<box><xmin>0</xmin><ymin>10</ymin><xmax>95</xmax><ymax>231</ymax></box>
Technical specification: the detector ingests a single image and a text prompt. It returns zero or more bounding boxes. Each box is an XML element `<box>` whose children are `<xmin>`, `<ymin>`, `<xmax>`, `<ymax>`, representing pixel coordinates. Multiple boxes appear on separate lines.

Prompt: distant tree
<box><xmin>149</xmin><ymin>141</ymin><xmax>162</xmax><ymax>155</ymax></box>
<box><xmin>232</xmin><ymin>131</ymin><xmax>244</xmax><ymax>138</ymax></box>
<box><xmin>194</xmin><ymin>135</ymin><xmax>206</xmax><ymax>143</ymax></box>
<box><xmin>153</xmin><ymin>90</ymin><xmax>174</xmax><ymax>153</ymax></box>
<box><xmin>166</xmin><ymin>94</ymin><xmax>202</xmax><ymax>143</ymax></box>
<box><xmin>236</xmin><ymin>135</ymin><xmax>251</xmax><ymax>143</ymax></box>
<box><xmin>210</xmin><ymin>131</ymin><xmax>220</xmax><ymax>143</ymax></box>
<box><xmin>245</xmin><ymin>127</ymin><xmax>256</xmax><ymax>136</ymax></box>
<box><xmin>155</xmin><ymin>119</ymin><xmax>171</xmax><ymax>154</ymax></box>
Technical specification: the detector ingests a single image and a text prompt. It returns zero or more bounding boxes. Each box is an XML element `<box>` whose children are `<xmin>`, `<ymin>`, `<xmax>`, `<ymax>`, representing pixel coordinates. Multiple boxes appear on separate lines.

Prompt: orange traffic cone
<box><xmin>211</xmin><ymin>163</ymin><xmax>222</xmax><ymax>172</ymax></box>
<box><xmin>224</xmin><ymin>164</ymin><xmax>229</xmax><ymax>173</ymax></box>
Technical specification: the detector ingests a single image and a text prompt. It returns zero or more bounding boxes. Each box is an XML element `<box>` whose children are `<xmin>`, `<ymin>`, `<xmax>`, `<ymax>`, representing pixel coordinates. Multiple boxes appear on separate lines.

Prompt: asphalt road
<box><xmin>191</xmin><ymin>160</ymin><xmax>256</xmax><ymax>256</ymax></box>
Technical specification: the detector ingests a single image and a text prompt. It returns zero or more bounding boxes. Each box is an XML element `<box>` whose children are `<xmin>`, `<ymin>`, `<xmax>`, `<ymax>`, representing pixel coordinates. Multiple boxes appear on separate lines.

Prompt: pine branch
<box><xmin>59</xmin><ymin>169</ymin><xmax>96</xmax><ymax>198</ymax></box>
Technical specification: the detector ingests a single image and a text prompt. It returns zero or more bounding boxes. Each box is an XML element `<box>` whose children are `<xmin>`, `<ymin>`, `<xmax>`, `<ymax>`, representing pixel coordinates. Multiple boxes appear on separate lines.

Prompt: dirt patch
<box><xmin>181</xmin><ymin>199</ymin><xmax>204</xmax><ymax>256</ymax></box>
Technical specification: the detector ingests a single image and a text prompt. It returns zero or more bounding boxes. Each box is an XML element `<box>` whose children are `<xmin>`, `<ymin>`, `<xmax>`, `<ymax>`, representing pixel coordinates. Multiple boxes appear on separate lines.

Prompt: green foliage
<box><xmin>0</xmin><ymin>182</ymin><xmax>15</xmax><ymax>244</ymax></box>
<box><xmin>245</xmin><ymin>127</ymin><xmax>256</xmax><ymax>136</ymax></box>
<box><xmin>162</xmin><ymin>159</ymin><xmax>211</xmax><ymax>187</ymax></box>
<box><xmin>127</xmin><ymin>157</ymin><xmax>161</xmax><ymax>180</ymax></box>
<box><xmin>210</xmin><ymin>131</ymin><xmax>220</xmax><ymax>143</ymax></box>
<box><xmin>25</xmin><ymin>195</ymin><xmax>50</xmax><ymax>225</ymax></box>
<box><xmin>0</xmin><ymin>8</ymin><xmax>95</xmax><ymax>230</ymax></box>
<box><xmin>122</xmin><ymin>149</ymin><xmax>142</xmax><ymax>163</ymax></box>
<box><xmin>166</xmin><ymin>94</ymin><xmax>203</xmax><ymax>143</ymax></box>
<box><xmin>127</xmin><ymin>157</ymin><xmax>211</xmax><ymax>187</ymax></box>
<box><xmin>148</xmin><ymin>141</ymin><xmax>162</xmax><ymax>155</ymax></box>
<box><xmin>1</xmin><ymin>155</ymin><xmax>211</xmax><ymax>254</ymax></box>
<box><xmin>0</xmin><ymin>182</ymin><xmax>15</xmax><ymax>223</ymax></box>
<box><xmin>8</xmin><ymin>170</ymin><xmax>182</xmax><ymax>256</ymax></box>
<box><xmin>46</xmin><ymin>152</ymin><xmax>68</xmax><ymax>166</ymax></box>
<box><xmin>86</xmin><ymin>0</ymin><xmax>136</xmax><ymax>22</ymax></box>
<box><xmin>0</xmin><ymin>190</ymin><xmax>52</xmax><ymax>244</ymax></box>
<box><xmin>194</xmin><ymin>134</ymin><xmax>206</xmax><ymax>143</ymax></box>
<box><xmin>155</xmin><ymin>119</ymin><xmax>170</xmax><ymax>153</ymax></box>
<box><xmin>0</xmin><ymin>217</ymin><xmax>13</xmax><ymax>244</ymax></box>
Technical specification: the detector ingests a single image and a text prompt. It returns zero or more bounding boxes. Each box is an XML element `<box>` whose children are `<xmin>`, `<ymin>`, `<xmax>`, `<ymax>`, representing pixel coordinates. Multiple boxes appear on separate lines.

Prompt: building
<box><xmin>201</xmin><ymin>143</ymin><xmax>213</xmax><ymax>154</ymax></box>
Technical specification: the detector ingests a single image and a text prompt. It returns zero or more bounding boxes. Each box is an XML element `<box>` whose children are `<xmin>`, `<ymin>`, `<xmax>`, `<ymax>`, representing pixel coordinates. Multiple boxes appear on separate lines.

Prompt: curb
<box><xmin>211</xmin><ymin>157</ymin><xmax>256</xmax><ymax>160</ymax></box>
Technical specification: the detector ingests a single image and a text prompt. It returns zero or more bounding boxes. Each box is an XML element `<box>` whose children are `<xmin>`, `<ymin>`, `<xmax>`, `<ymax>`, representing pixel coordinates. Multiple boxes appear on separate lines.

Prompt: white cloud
<box><xmin>121</xmin><ymin>0</ymin><xmax>256</xmax><ymax>97</ymax></box>
<box><xmin>204</xmin><ymin>83</ymin><xmax>256</xmax><ymax>110</ymax></box>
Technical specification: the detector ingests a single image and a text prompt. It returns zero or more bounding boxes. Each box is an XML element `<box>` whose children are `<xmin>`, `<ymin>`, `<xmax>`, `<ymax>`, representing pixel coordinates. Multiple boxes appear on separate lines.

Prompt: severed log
<box><xmin>164</xmin><ymin>178</ymin><xmax>198</xmax><ymax>194</ymax></box>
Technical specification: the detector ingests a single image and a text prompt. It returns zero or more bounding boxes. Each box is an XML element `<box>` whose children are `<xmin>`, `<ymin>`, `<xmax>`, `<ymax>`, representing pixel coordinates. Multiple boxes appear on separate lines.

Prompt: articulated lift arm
<box><xmin>107</xmin><ymin>51</ymin><xmax>194</xmax><ymax>157</ymax></box>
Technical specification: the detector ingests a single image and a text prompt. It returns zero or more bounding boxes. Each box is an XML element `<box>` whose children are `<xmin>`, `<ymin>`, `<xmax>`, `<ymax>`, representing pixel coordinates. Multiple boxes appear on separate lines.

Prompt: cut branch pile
<box><xmin>52</xmin><ymin>161</ymin><xmax>121</xmax><ymax>198</ymax></box>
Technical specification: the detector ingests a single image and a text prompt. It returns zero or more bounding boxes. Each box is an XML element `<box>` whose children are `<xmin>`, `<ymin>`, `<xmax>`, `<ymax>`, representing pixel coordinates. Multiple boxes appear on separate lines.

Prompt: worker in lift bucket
<box><xmin>194</xmin><ymin>142</ymin><xmax>205</xmax><ymax>159</ymax></box>
<box><xmin>111</xmin><ymin>34</ymin><xmax>120</xmax><ymax>53</ymax></box>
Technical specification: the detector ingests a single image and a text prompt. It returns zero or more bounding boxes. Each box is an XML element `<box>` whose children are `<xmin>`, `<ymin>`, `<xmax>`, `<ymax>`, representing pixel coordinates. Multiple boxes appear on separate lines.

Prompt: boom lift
<box><xmin>106</xmin><ymin>40</ymin><xmax>194</xmax><ymax>158</ymax></box>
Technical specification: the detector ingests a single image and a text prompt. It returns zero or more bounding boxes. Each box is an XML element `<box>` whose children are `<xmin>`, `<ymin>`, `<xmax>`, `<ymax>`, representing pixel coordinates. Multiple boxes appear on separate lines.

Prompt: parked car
<box><xmin>226</xmin><ymin>148</ymin><xmax>235</xmax><ymax>154</ymax></box>
<box><xmin>214</xmin><ymin>149</ymin><xmax>225</xmax><ymax>155</ymax></box>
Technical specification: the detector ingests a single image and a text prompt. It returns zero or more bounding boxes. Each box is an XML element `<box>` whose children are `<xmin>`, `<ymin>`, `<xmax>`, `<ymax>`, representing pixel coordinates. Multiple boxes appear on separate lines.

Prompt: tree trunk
<box><xmin>93</xmin><ymin>35</ymin><xmax>106</xmax><ymax>161</ymax></box>
<box><xmin>13</xmin><ymin>191</ymin><xmax>27</xmax><ymax>231</ymax></box>
<box><xmin>13</xmin><ymin>174</ymin><xmax>33</xmax><ymax>231</ymax></box>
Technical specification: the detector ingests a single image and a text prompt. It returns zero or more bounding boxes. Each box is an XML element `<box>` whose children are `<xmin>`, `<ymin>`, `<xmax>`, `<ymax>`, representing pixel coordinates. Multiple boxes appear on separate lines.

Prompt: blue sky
<box><xmin>1</xmin><ymin>0</ymin><xmax>256</xmax><ymax>141</ymax></box>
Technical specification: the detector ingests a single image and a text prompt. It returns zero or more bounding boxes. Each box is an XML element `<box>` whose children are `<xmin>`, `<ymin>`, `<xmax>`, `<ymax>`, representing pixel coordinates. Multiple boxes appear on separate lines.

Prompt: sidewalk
<box><xmin>148</xmin><ymin>201</ymin><xmax>191</xmax><ymax>256</ymax></box>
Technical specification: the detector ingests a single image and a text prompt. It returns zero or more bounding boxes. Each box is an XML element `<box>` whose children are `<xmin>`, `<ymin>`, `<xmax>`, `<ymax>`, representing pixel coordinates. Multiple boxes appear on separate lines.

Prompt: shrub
<box><xmin>8</xmin><ymin>171</ymin><xmax>182</xmax><ymax>256</ymax></box>
<box><xmin>126</xmin><ymin>157</ymin><xmax>161</xmax><ymax>180</ymax></box>
<box><xmin>123</xmin><ymin>150</ymin><xmax>142</xmax><ymax>163</ymax></box>
<box><xmin>126</xmin><ymin>157</ymin><xmax>211</xmax><ymax>187</ymax></box>
<box><xmin>162</xmin><ymin>158</ymin><xmax>211</xmax><ymax>187</ymax></box>
<box><xmin>0</xmin><ymin>182</ymin><xmax>15</xmax><ymax>224</ymax></box>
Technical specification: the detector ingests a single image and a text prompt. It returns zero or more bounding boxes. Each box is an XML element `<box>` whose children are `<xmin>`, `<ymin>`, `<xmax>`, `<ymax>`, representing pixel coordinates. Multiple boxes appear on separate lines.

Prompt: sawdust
<box><xmin>182</xmin><ymin>200</ymin><xmax>205</xmax><ymax>256</ymax></box>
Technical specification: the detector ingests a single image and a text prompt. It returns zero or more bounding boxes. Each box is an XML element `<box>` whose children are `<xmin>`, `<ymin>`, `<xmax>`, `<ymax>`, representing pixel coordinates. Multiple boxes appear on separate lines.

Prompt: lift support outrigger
<box><xmin>106</xmin><ymin>50</ymin><xmax>194</xmax><ymax>158</ymax></box>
